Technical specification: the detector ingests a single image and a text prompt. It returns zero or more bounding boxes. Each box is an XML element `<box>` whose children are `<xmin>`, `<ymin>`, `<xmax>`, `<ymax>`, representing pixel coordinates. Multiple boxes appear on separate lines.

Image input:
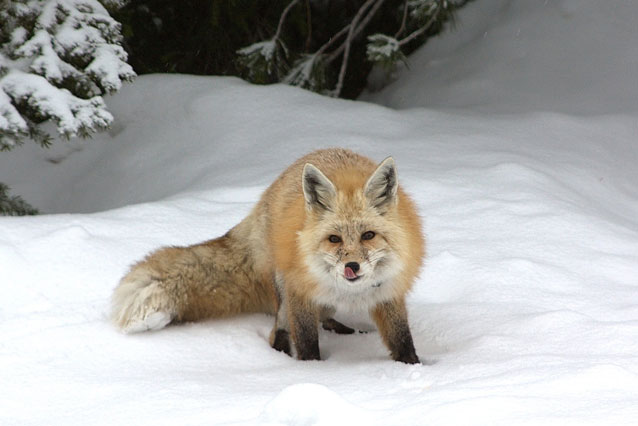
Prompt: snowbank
<box><xmin>365</xmin><ymin>0</ymin><xmax>638</xmax><ymax>115</ymax></box>
<box><xmin>1</xmin><ymin>0</ymin><xmax>638</xmax><ymax>424</ymax></box>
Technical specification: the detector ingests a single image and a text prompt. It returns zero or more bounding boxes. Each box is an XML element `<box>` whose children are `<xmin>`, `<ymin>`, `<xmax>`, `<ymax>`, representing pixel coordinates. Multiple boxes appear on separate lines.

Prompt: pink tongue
<box><xmin>344</xmin><ymin>266</ymin><xmax>357</xmax><ymax>279</ymax></box>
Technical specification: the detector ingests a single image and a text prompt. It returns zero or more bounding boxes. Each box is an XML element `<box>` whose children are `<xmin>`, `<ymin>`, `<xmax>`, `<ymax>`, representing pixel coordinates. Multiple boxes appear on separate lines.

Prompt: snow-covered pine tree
<box><xmin>0</xmin><ymin>0</ymin><xmax>135</xmax><ymax>151</ymax></box>
<box><xmin>236</xmin><ymin>0</ymin><xmax>468</xmax><ymax>97</ymax></box>
<box><xmin>0</xmin><ymin>0</ymin><xmax>134</xmax><ymax>215</ymax></box>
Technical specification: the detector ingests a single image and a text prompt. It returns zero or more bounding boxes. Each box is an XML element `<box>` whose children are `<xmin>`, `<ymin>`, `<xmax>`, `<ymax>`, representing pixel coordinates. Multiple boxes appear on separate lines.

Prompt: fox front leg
<box><xmin>371</xmin><ymin>299</ymin><xmax>420</xmax><ymax>364</ymax></box>
<box><xmin>288</xmin><ymin>293</ymin><xmax>321</xmax><ymax>361</ymax></box>
<box><xmin>270</xmin><ymin>302</ymin><xmax>292</xmax><ymax>356</ymax></box>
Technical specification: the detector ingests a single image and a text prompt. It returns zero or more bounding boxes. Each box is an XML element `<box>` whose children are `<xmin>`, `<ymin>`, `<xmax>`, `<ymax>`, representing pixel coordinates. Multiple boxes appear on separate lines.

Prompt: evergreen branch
<box><xmin>236</xmin><ymin>38</ymin><xmax>289</xmax><ymax>83</ymax></box>
<box><xmin>0</xmin><ymin>182</ymin><xmax>38</xmax><ymax>216</ymax></box>
<box><xmin>399</xmin><ymin>0</ymin><xmax>443</xmax><ymax>46</ymax></box>
<box><xmin>0</xmin><ymin>0</ymin><xmax>134</xmax><ymax>146</ymax></box>
<box><xmin>284</xmin><ymin>53</ymin><xmax>326</xmax><ymax>91</ymax></box>
<box><xmin>366</xmin><ymin>34</ymin><xmax>406</xmax><ymax>70</ymax></box>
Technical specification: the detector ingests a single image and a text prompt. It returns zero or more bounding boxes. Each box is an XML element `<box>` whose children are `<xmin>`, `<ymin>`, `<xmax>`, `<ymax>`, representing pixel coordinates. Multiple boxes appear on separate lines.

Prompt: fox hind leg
<box><xmin>320</xmin><ymin>306</ymin><xmax>355</xmax><ymax>335</ymax></box>
<box><xmin>321</xmin><ymin>318</ymin><xmax>356</xmax><ymax>334</ymax></box>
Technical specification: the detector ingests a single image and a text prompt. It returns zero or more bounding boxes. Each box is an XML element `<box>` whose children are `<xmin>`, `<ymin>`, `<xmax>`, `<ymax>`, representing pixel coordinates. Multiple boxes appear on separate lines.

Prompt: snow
<box><xmin>364</xmin><ymin>0</ymin><xmax>638</xmax><ymax>115</ymax></box>
<box><xmin>1</xmin><ymin>0</ymin><xmax>638</xmax><ymax>424</ymax></box>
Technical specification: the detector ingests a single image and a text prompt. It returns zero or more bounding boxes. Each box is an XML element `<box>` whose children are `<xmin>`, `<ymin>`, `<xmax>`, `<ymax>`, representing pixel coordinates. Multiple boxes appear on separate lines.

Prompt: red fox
<box><xmin>112</xmin><ymin>148</ymin><xmax>425</xmax><ymax>363</ymax></box>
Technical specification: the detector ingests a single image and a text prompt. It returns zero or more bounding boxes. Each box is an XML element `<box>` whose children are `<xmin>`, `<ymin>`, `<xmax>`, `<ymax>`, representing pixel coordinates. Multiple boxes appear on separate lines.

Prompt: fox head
<box><xmin>298</xmin><ymin>157</ymin><xmax>410</xmax><ymax>304</ymax></box>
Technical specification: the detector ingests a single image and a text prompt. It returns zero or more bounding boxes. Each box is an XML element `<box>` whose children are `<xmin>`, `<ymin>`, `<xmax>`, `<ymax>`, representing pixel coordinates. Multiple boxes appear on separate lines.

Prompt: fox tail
<box><xmin>111</xmin><ymin>235</ymin><xmax>275</xmax><ymax>333</ymax></box>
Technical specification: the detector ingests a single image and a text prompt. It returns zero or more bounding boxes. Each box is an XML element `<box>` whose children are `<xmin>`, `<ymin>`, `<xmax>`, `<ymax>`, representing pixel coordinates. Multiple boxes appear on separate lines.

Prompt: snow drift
<box><xmin>1</xmin><ymin>0</ymin><xmax>638</xmax><ymax>424</ymax></box>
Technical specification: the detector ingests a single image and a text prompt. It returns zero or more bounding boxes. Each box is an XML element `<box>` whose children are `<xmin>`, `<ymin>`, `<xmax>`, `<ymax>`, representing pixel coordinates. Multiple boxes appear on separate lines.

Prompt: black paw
<box><xmin>322</xmin><ymin>318</ymin><xmax>356</xmax><ymax>335</ymax></box>
<box><xmin>271</xmin><ymin>329</ymin><xmax>291</xmax><ymax>356</ymax></box>
<box><xmin>395</xmin><ymin>352</ymin><xmax>420</xmax><ymax>364</ymax></box>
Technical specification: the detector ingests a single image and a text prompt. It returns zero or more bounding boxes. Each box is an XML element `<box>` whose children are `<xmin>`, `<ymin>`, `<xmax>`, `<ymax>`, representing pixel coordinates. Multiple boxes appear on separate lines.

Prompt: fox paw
<box><xmin>321</xmin><ymin>318</ymin><xmax>356</xmax><ymax>334</ymax></box>
<box><xmin>271</xmin><ymin>329</ymin><xmax>292</xmax><ymax>356</ymax></box>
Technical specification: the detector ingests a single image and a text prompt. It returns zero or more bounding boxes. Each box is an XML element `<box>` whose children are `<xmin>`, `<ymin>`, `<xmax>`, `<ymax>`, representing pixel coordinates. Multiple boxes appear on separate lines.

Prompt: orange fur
<box><xmin>111</xmin><ymin>148</ymin><xmax>425</xmax><ymax>362</ymax></box>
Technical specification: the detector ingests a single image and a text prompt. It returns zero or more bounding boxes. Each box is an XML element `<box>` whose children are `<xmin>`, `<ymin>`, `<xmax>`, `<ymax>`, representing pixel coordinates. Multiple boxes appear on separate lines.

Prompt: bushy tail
<box><xmin>111</xmin><ymin>236</ymin><xmax>275</xmax><ymax>333</ymax></box>
<box><xmin>111</xmin><ymin>266</ymin><xmax>177</xmax><ymax>333</ymax></box>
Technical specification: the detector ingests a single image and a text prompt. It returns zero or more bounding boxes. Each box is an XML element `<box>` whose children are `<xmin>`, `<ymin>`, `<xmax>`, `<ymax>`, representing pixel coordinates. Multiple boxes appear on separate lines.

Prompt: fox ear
<box><xmin>302</xmin><ymin>163</ymin><xmax>336</xmax><ymax>212</ymax></box>
<box><xmin>365</xmin><ymin>156</ymin><xmax>398</xmax><ymax>213</ymax></box>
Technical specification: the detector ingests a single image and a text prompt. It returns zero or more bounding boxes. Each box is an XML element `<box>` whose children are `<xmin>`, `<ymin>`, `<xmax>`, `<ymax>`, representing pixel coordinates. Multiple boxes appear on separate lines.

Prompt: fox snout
<box><xmin>344</xmin><ymin>262</ymin><xmax>360</xmax><ymax>281</ymax></box>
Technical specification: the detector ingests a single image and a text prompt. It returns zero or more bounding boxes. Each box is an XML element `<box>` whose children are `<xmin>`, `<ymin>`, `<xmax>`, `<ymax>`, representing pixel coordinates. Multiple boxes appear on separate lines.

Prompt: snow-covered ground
<box><xmin>2</xmin><ymin>0</ymin><xmax>638</xmax><ymax>424</ymax></box>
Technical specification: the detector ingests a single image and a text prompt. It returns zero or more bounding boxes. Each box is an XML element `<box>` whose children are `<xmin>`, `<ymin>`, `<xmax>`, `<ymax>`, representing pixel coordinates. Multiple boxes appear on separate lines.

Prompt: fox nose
<box><xmin>345</xmin><ymin>262</ymin><xmax>360</xmax><ymax>272</ymax></box>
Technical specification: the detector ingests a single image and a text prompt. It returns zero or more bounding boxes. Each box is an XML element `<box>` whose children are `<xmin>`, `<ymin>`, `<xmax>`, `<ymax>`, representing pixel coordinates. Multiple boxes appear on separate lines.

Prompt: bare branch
<box><xmin>305</xmin><ymin>0</ymin><xmax>312</xmax><ymax>52</ymax></box>
<box><xmin>316</xmin><ymin>24</ymin><xmax>350</xmax><ymax>57</ymax></box>
<box><xmin>395</xmin><ymin>0</ymin><xmax>410</xmax><ymax>38</ymax></box>
<box><xmin>334</xmin><ymin>0</ymin><xmax>385</xmax><ymax>96</ymax></box>
<box><xmin>334</xmin><ymin>0</ymin><xmax>377</xmax><ymax>96</ymax></box>
<box><xmin>326</xmin><ymin>0</ymin><xmax>386</xmax><ymax>64</ymax></box>
<box><xmin>275</xmin><ymin>0</ymin><xmax>302</xmax><ymax>40</ymax></box>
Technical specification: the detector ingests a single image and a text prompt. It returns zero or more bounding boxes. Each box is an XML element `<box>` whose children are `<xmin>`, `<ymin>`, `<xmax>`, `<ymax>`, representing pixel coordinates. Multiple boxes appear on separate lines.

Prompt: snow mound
<box><xmin>365</xmin><ymin>0</ymin><xmax>638</xmax><ymax>115</ymax></box>
<box><xmin>258</xmin><ymin>383</ymin><xmax>373</xmax><ymax>426</ymax></box>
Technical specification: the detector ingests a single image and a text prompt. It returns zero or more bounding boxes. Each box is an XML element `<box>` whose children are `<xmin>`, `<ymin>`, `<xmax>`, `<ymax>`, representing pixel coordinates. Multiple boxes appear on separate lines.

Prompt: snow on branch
<box><xmin>284</xmin><ymin>53</ymin><xmax>327</xmax><ymax>92</ymax></box>
<box><xmin>235</xmin><ymin>0</ymin><xmax>462</xmax><ymax>97</ymax></box>
<box><xmin>366</xmin><ymin>34</ymin><xmax>407</xmax><ymax>71</ymax></box>
<box><xmin>2</xmin><ymin>69</ymin><xmax>112</xmax><ymax>136</ymax></box>
<box><xmin>366</xmin><ymin>0</ymin><xmax>455</xmax><ymax>71</ymax></box>
<box><xmin>236</xmin><ymin>0</ymin><xmax>300</xmax><ymax>84</ymax></box>
<box><xmin>0</xmin><ymin>0</ymin><xmax>135</xmax><ymax>149</ymax></box>
<box><xmin>399</xmin><ymin>0</ymin><xmax>448</xmax><ymax>46</ymax></box>
<box><xmin>236</xmin><ymin>39</ymin><xmax>289</xmax><ymax>84</ymax></box>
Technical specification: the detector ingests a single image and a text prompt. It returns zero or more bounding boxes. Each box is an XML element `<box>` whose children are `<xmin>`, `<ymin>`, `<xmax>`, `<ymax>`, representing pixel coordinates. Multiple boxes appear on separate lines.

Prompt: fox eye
<box><xmin>328</xmin><ymin>235</ymin><xmax>342</xmax><ymax>243</ymax></box>
<box><xmin>361</xmin><ymin>231</ymin><xmax>375</xmax><ymax>241</ymax></box>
